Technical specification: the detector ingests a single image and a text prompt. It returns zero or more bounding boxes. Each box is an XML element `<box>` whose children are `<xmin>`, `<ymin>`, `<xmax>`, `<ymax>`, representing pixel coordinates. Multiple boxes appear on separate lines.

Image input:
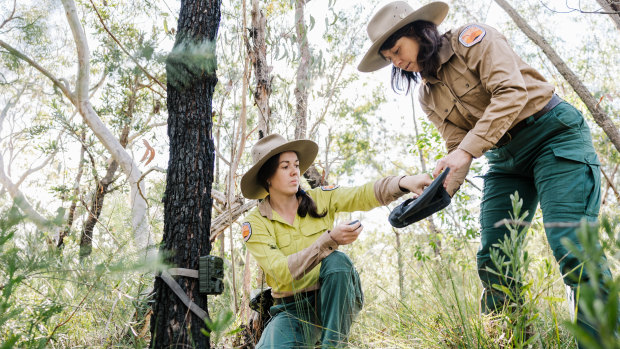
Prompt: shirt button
<box><xmin>452</xmin><ymin>99</ymin><xmax>457</xmax><ymax>103</ymax></box>
<box><xmin>465</xmin><ymin>83</ymin><xmax>470</xmax><ymax>88</ymax></box>
<box><xmin>328</xmin><ymin>247</ymin><xmax>333</xmax><ymax>250</ymax></box>
<box><xmin>444</xmin><ymin>109</ymin><xmax>449</xmax><ymax>113</ymax></box>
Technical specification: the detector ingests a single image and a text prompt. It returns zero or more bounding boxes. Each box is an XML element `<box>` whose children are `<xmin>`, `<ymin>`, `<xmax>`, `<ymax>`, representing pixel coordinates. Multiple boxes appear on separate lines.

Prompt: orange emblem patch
<box><xmin>459</xmin><ymin>25</ymin><xmax>486</xmax><ymax>47</ymax></box>
<box><xmin>241</xmin><ymin>222</ymin><xmax>252</xmax><ymax>242</ymax></box>
<box><xmin>320</xmin><ymin>184</ymin><xmax>340</xmax><ymax>191</ymax></box>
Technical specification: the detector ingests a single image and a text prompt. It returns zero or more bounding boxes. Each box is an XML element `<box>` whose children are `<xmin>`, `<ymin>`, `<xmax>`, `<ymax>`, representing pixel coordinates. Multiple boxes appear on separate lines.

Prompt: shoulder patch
<box><xmin>241</xmin><ymin>222</ymin><xmax>252</xmax><ymax>242</ymax></box>
<box><xmin>459</xmin><ymin>25</ymin><xmax>486</xmax><ymax>47</ymax></box>
<box><xmin>320</xmin><ymin>184</ymin><xmax>340</xmax><ymax>191</ymax></box>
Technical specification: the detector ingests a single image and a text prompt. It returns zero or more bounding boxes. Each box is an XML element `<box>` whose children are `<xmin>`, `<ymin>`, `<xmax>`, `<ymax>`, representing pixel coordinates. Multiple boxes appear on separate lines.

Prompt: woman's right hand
<box><xmin>329</xmin><ymin>221</ymin><xmax>363</xmax><ymax>245</ymax></box>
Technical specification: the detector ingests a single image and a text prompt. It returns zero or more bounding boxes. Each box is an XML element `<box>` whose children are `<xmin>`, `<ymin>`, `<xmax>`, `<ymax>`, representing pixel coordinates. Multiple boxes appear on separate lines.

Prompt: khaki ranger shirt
<box><xmin>419</xmin><ymin>23</ymin><xmax>555</xmax><ymax>158</ymax></box>
<box><xmin>242</xmin><ymin>176</ymin><xmax>407</xmax><ymax>298</ymax></box>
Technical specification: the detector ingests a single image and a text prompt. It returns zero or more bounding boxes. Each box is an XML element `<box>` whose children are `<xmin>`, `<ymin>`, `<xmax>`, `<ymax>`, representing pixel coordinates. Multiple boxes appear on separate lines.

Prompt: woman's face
<box><xmin>380</xmin><ymin>36</ymin><xmax>421</xmax><ymax>72</ymax></box>
<box><xmin>267</xmin><ymin>151</ymin><xmax>300</xmax><ymax>196</ymax></box>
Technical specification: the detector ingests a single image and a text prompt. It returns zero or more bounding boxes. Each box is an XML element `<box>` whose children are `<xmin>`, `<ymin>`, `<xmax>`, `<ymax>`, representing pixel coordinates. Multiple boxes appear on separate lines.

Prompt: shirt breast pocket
<box><xmin>299</xmin><ymin>220</ymin><xmax>328</xmax><ymax>238</ymax></box>
<box><xmin>426</xmin><ymin>91</ymin><xmax>456</xmax><ymax>122</ymax></box>
<box><xmin>451</xmin><ymin>69</ymin><xmax>490</xmax><ymax>108</ymax></box>
<box><xmin>275</xmin><ymin>231</ymin><xmax>291</xmax><ymax>248</ymax></box>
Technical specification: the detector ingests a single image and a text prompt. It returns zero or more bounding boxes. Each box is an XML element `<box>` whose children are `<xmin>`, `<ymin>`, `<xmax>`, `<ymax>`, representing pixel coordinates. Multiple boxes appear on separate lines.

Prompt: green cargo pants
<box><xmin>478</xmin><ymin>101</ymin><xmax>614</xmax><ymax>346</ymax></box>
<box><xmin>256</xmin><ymin>251</ymin><xmax>364</xmax><ymax>348</ymax></box>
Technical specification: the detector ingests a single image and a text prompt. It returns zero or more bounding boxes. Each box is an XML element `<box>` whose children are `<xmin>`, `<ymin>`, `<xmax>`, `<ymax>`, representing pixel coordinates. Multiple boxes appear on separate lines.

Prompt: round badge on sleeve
<box><xmin>241</xmin><ymin>222</ymin><xmax>252</xmax><ymax>242</ymax></box>
<box><xmin>320</xmin><ymin>184</ymin><xmax>340</xmax><ymax>191</ymax></box>
<box><xmin>459</xmin><ymin>24</ymin><xmax>486</xmax><ymax>47</ymax></box>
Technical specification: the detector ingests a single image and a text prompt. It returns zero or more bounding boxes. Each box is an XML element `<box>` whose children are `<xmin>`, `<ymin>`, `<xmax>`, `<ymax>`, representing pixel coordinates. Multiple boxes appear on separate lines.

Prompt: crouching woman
<box><xmin>240</xmin><ymin>134</ymin><xmax>431</xmax><ymax>348</ymax></box>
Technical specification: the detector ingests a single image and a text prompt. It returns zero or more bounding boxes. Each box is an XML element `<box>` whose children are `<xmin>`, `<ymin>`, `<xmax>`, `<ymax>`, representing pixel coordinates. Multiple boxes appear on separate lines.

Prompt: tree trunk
<box><xmin>58</xmin><ymin>133</ymin><xmax>85</xmax><ymax>248</ymax></box>
<box><xmin>250</xmin><ymin>0</ymin><xmax>271</xmax><ymax>135</ymax></box>
<box><xmin>58</xmin><ymin>0</ymin><xmax>154</xmax><ymax>252</ymax></box>
<box><xmin>595</xmin><ymin>0</ymin><xmax>620</xmax><ymax>31</ymax></box>
<box><xmin>79</xmin><ymin>159</ymin><xmax>119</xmax><ymax>258</ymax></box>
<box><xmin>150</xmin><ymin>0</ymin><xmax>221</xmax><ymax>347</ymax></box>
<box><xmin>303</xmin><ymin>164</ymin><xmax>326</xmax><ymax>188</ymax></box>
<box><xmin>0</xmin><ymin>86</ymin><xmax>54</xmax><ymax>231</ymax></box>
<box><xmin>393</xmin><ymin>228</ymin><xmax>405</xmax><ymax>301</ymax></box>
<box><xmin>80</xmin><ymin>104</ymin><xmax>133</xmax><ymax>257</ymax></box>
<box><xmin>292</xmin><ymin>0</ymin><xmax>326</xmax><ymax>188</ymax></box>
<box><xmin>494</xmin><ymin>0</ymin><xmax>620</xmax><ymax>154</ymax></box>
<box><xmin>294</xmin><ymin>0</ymin><xmax>310</xmax><ymax>140</ymax></box>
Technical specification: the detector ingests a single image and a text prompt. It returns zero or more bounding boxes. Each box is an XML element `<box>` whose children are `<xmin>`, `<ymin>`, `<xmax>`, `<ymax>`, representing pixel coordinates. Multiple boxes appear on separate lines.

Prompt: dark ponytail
<box><xmin>379</xmin><ymin>20</ymin><xmax>443</xmax><ymax>94</ymax></box>
<box><xmin>296</xmin><ymin>188</ymin><xmax>327</xmax><ymax>218</ymax></box>
<box><xmin>256</xmin><ymin>153</ymin><xmax>326</xmax><ymax>219</ymax></box>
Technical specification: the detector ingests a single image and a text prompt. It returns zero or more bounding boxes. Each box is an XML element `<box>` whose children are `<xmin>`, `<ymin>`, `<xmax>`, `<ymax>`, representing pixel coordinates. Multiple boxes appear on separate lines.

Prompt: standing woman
<box><xmin>358</xmin><ymin>1</ymin><xmax>615</xmax><ymax>346</ymax></box>
<box><xmin>240</xmin><ymin>134</ymin><xmax>431</xmax><ymax>348</ymax></box>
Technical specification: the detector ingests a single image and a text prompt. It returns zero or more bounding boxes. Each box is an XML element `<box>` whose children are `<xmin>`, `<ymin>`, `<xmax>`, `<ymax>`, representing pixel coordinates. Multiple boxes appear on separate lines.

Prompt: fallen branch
<box><xmin>210</xmin><ymin>200</ymin><xmax>257</xmax><ymax>242</ymax></box>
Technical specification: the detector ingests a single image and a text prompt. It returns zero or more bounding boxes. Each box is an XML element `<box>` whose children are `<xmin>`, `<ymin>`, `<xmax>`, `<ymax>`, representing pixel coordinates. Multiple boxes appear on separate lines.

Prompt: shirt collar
<box><xmin>423</xmin><ymin>32</ymin><xmax>454</xmax><ymax>85</ymax></box>
<box><xmin>258</xmin><ymin>197</ymin><xmax>274</xmax><ymax>220</ymax></box>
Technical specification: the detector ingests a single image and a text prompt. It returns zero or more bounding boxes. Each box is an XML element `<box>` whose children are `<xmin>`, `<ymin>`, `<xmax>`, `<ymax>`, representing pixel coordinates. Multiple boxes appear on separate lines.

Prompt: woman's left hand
<box><xmin>433</xmin><ymin>149</ymin><xmax>473</xmax><ymax>196</ymax></box>
<box><xmin>398</xmin><ymin>174</ymin><xmax>433</xmax><ymax>195</ymax></box>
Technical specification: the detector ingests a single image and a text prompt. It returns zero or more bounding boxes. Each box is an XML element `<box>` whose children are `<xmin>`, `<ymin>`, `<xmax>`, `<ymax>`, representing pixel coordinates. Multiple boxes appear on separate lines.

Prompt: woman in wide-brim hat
<box><xmin>358</xmin><ymin>2</ymin><xmax>615</xmax><ymax>346</ymax></box>
<box><xmin>240</xmin><ymin>133</ymin><xmax>431</xmax><ymax>347</ymax></box>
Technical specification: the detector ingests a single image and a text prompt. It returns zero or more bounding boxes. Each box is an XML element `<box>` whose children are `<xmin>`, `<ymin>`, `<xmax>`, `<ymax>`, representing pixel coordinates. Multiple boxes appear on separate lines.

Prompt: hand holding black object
<box><xmin>330</xmin><ymin>221</ymin><xmax>363</xmax><ymax>245</ymax></box>
<box><xmin>398</xmin><ymin>174</ymin><xmax>433</xmax><ymax>194</ymax></box>
<box><xmin>389</xmin><ymin>168</ymin><xmax>452</xmax><ymax>228</ymax></box>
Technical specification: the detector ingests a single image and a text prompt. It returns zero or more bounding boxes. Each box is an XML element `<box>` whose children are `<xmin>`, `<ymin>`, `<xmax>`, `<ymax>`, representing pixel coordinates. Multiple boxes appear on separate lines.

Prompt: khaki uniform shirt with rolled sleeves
<box><xmin>419</xmin><ymin>23</ymin><xmax>555</xmax><ymax>158</ymax></box>
<box><xmin>242</xmin><ymin>176</ymin><xmax>407</xmax><ymax>298</ymax></box>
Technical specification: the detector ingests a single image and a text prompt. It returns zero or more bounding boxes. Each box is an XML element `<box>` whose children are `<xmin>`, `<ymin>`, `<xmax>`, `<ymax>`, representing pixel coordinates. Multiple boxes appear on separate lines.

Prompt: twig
<box><xmin>45</xmin><ymin>286</ymin><xmax>92</xmax><ymax>346</ymax></box>
<box><xmin>493</xmin><ymin>219</ymin><xmax>598</xmax><ymax>229</ymax></box>
<box><xmin>214</xmin><ymin>143</ymin><xmax>231</xmax><ymax>166</ymax></box>
<box><xmin>0</xmin><ymin>0</ymin><xmax>17</xmax><ymax>30</ymax></box>
<box><xmin>465</xmin><ymin>177</ymin><xmax>482</xmax><ymax>192</ymax></box>
<box><xmin>79</xmin><ymin>197</ymin><xmax>120</xmax><ymax>247</ymax></box>
<box><xmin>136</xmin><ymin>166</ymin><xmax>166</xmax><ymax>205</ymax></box>
<box><xmin>538</xmin><ymin>0</ymin><xmax>620</xmax><ymax>14</ymax></box>
<box><xmin>88</xmin><ymin>0</ymin><xmax>166</xmax><ymax>91</ymax></box>
<box><xmin>0</xmin><ymin>39</ymin><xmax>74</xmax><ymax>101</ymax></box>
<box><xmin>600</xmin><ymin>165</ymin><xmax>620</xmax><ymax>202</ymax></box>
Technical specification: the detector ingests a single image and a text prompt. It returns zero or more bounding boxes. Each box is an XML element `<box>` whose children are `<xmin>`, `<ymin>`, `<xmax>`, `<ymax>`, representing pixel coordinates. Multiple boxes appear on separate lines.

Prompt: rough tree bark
<box><xmin>595</xmin><ymin>0</ymin><xmax>620</xmax><ymax>31</ymax></box>
<box><xmin>494</xmin><ymin>0</ymin><xmax>620</xmax><ymax>154</ymax></box>
<box><xmin>294</xmin><ymin>0</ymin><xmax>310</xmax><ymax>140</ymax></box>
<box><xmin>291</xmin><ymin>0</ymin><xmax>327</xmax><ymax>188</ymax></box>
<box><xmin>250</xmin><ymin>0</ymin><xmax>272</xmax><ymax>134</ymax></box>
<box><xmin>149</xmin><ymin>0</ymin><xmax>221</xmax><ymax>347</ymax></box>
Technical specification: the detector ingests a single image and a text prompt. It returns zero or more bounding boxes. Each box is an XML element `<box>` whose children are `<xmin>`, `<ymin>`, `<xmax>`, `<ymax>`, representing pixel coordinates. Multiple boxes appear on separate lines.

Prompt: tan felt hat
<box><xmin>358</xmin><ymin>1</ymin><xmax>449</xmax><ymax>72</ymax></box>
<box><xmin>240</xmin><ymin>134</ymin><xmax>318</xmax><ymax>199</ymax></box>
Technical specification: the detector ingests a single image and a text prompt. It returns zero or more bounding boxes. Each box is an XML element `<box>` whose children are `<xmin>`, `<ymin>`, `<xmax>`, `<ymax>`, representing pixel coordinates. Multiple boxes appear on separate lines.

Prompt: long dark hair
<box><xmin>379</xmin><ymin>20</ymin><xmax>443</xmax><ymax>93</ymax></box>
<box><xmin>256</xmin><ymin>152</ymin><xmax>327</xmax><ymax>218</ymax></box>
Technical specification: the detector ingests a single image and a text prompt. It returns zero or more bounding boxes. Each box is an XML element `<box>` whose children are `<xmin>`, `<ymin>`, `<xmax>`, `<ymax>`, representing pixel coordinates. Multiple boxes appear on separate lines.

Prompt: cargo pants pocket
<box><xmin>547</xmin><ymin>147</ymin><xmax>600</xmax><ymax>216</ymax></box>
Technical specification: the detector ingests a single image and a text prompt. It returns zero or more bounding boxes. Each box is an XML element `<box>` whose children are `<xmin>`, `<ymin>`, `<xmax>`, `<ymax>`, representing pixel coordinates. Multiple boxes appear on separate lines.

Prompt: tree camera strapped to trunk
<box><xmin>199</xmin><ymin>255</ymin><xmax>224</xmax><ymax>295</ymax></box>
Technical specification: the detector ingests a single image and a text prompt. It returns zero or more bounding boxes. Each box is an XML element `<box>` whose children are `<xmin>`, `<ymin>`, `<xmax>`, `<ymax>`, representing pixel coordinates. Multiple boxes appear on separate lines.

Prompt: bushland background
<box><xmin>0</xmin><ymin>0</ymin><xmax>619</xmax><ymax>347</ymax></box>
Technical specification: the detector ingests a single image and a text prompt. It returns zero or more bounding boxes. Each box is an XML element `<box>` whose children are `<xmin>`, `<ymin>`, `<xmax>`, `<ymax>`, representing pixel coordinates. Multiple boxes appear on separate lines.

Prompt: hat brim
<box><xmin>240</xmin><ymin>140</ymin><xmax>318</xmax><ymax>199</ymax></box>
<box><xmin>357</xmin><ymin>2</ymin><xmax>449</xmax><ymax>73</ymax></box>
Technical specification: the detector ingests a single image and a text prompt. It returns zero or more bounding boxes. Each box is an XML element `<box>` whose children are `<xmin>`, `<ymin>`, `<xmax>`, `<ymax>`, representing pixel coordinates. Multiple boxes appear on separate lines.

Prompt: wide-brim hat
<box><xmin>358</xmin><ymin>1</ymin><xmax>449</xmax><ymax>72</ymax></box>
<box><xmin>241</xmin><ymin>134</ymin><xmax>318</xmax><ymax>200</ymax></box>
